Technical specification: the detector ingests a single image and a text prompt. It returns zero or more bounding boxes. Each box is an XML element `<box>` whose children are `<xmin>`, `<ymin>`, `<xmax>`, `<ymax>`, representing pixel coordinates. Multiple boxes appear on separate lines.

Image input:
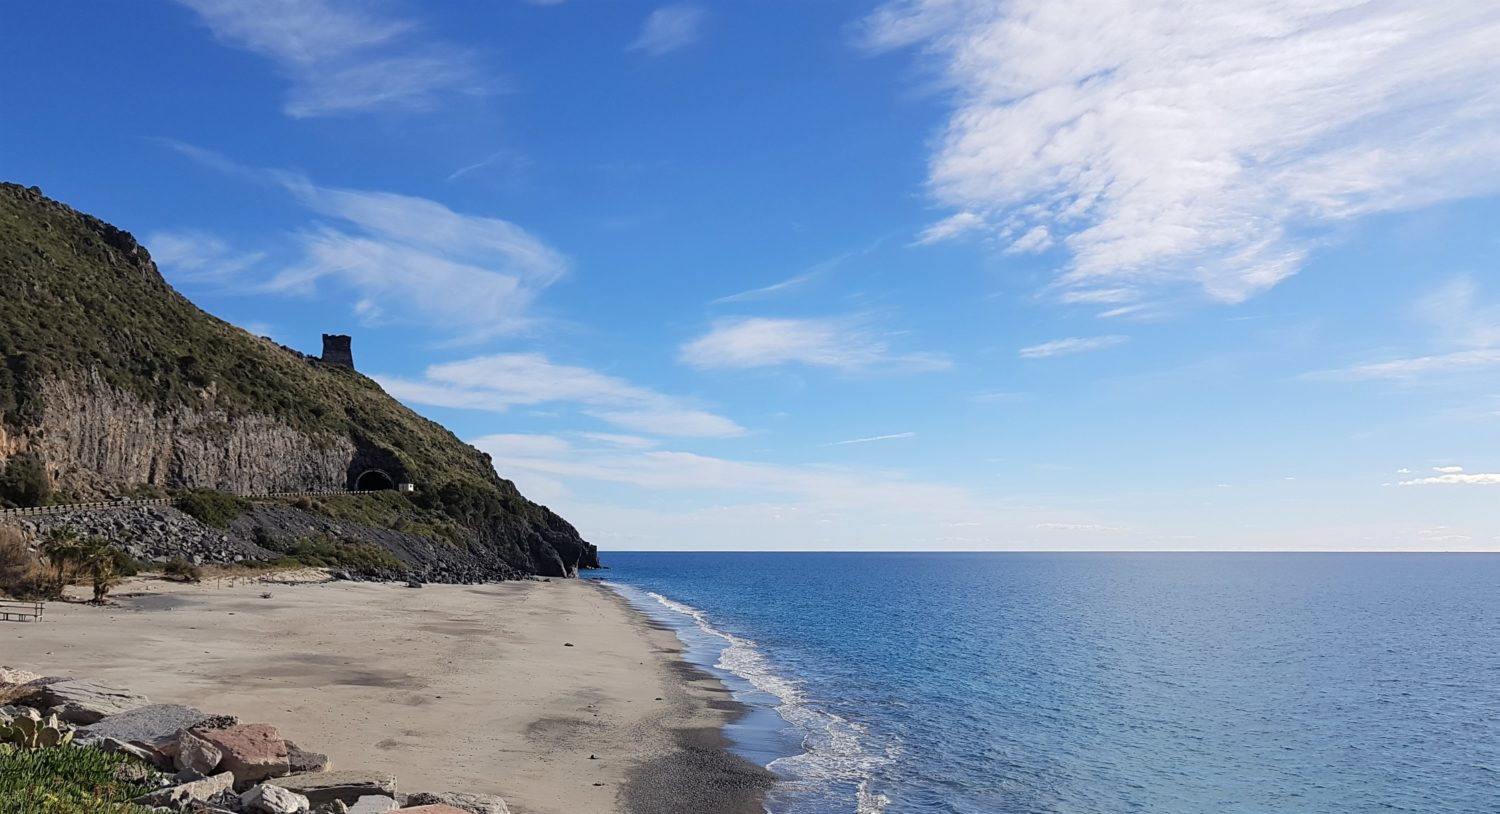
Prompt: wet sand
<box><xmin>2</xmin><ymin>575</ymin><xmax>771</xmax><ymax>814</ymax></box>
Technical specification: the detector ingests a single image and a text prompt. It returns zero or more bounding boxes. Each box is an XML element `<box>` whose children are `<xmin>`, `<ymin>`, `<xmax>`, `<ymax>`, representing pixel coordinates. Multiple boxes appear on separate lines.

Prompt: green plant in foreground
<box><xmin>0</xmin><ymin>742</ymin><xmax>153</xmax><ymax>814</ymax></box>
<box><xmin>0</xmin><ymin>710</ymin><xmax>76</xmax><ymax>749</ymax></box>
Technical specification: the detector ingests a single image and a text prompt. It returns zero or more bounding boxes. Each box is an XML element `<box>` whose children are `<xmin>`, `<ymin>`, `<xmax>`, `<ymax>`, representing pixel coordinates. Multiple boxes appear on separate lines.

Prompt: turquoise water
<box><xmin>587</xmin><ymin>553</ymin><xmax>1500</xmax><ymax>813</ymax></box>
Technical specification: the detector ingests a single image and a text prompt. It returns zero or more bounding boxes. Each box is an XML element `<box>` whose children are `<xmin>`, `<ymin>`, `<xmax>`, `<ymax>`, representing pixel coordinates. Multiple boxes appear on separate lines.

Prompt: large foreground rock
<box><xmin>133</xmin><ymin>771</ymin><xmax>235</xmax><ymax>809</ymax></box>
<box><xmin>175</xmin><ymin>728</ymin><xmax>225</xmax><ymax>775</ymax></box>
<box><xmin>398</xmin><ymin>807</ymin><xmax>472</xmax><ymax>814</ymax></box>
<box><xmin>0</xmin><ymin>666</ymin><xmax>42</xmax><ymax>684</ymax></box>
<box><xmin>80</xmin><ymin>703</ymin><xmax>211</xmax><ymax>744</ymax></box>
<box><xmin>241</xmin><ymin>783</ymin><xmax>311</xmax><ymax>814</ymax></box>
<box><xmin>405</xmin><ymin>792</ymin><xmax>510</xmax><ymax>814</ymax></box>
<box><xmin>287</xmin><ymin>740</ymin><xmax>331</xmax><ymax>773</ymax></box>
<box><xmin>347</xmin><ymin>796</ymin><xmax>397</xmax><ymax>814</ymax></box>
<box><xmin>195</xmin><ymin>723</ymin><xmax>289</xmax><ymax>784</ymax></box>
<box><xmin>269</xmin><ymin>770</ymin><xmax>397</xmax><ymax>805</ymax></box>
<box><xmin>32</xmin><ymin>679</ymin><xmax>148</xmax><ymax>724</ymax></box>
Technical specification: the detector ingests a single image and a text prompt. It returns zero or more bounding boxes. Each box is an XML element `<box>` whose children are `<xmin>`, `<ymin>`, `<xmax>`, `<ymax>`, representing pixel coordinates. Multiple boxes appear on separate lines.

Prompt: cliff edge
<box><xmin>0</xmin><ymin>182</ymin><xmax>598</xmax><ymax>577</ymax></box>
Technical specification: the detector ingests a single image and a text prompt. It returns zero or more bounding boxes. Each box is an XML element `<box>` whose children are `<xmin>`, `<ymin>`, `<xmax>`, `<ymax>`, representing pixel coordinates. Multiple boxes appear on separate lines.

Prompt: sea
<box><xmin>585</xmin><ymin>552</ymin><xmax>1500</xmax><ymax>814</ymax></box>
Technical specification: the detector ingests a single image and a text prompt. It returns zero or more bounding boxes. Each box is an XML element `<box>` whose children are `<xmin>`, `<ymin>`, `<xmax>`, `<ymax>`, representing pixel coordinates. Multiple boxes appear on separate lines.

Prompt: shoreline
<box><xmin>2</xmin><ymin>574</ymin><xmax>772</xmax><ymax>814</ymax></box>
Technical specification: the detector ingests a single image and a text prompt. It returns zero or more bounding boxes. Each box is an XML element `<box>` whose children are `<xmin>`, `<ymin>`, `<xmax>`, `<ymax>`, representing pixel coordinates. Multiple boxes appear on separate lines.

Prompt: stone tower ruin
<box><xmin>322</xmin><ymin>334</ymin><xmax>354</xmax><ymax>369</ymax></box>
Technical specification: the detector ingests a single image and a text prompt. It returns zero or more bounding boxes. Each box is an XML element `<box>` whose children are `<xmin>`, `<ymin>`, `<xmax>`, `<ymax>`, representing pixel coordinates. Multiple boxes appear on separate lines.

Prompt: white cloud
<box><xmin>378</xmin><ymin>352</ymin><xmax>743</xmax><ymax>438</ymax></box>
<box><xmin>1316</xmin><ymin>349</ymin><xmax>1500</xmax><ymax>381</ymax></box>
<box><xmin>1433</xmin><ymin>465</ymin><xmax>1465</xmax><ymax>474</ymax></box>
<box><xmin>1400</xmin><ymin>472</ymin><xmax>1500</xmax><ymax>486</ymax></box>
<box><xmin>1018</xmin><ymin>335</ymin><xmax>1127</xmax><ymax>359</ymax></box>
<box><xmin>146</xmin><ymin>230</ymin><xmax>266</xmax><ymax>284</ymax></box>
<box><xmin>869</xmin><ymin>0</ymin><xmax>1500</xmax><ymax>305</ymax></box>
<box><xmin>158</xmin><ymin>146</ymin><xmax>566</xmax><ymax>343</ymax></box>
<box><xmin>1006</xmin><ymin>224</ymin><xmax>1053</xmax><ymax>254</ymax></box>
<box><xmin>826</xmin><ymin>432</ymin><xmax>916</xmax><ymax>446</ymax></box>
<box><xmin>575</xmin><ymin>433</ymin><xmax>659</xmax><ymax>450</ymax></box>
<box><xmin>627</xmin><ymin>5</ymin><xmax>705</xmax><ymax>56</ymax></box>
<box><xmin>173</xmin><ymin>0</ymin><xmax>486</xmax><ymax>117</ymax></box>
<box><xmin>469</xmin><ymin>433</ymin><xmax>1138</xmax><ymax>550</ymax></box>
<box><xmin>680</xmin><ymin>316</ymin><xmax>951</xmax><ymax>373</ymax></box>
<box><xmin>914</xmin><ymin>211</ymin><xmax>985</xmax><ymax>244</ymax></box>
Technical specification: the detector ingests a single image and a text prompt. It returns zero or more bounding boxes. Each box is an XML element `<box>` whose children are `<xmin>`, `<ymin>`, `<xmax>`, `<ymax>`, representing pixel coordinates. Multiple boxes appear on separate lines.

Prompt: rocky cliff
<box><xmin>0</xmin><ymin>182</ymin><xmax>598</xmax><ymax>577</ymax></box>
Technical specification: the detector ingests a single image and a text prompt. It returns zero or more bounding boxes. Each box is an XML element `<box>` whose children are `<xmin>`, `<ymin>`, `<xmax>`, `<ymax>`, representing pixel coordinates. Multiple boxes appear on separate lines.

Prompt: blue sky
<box><xmin>4</xmin><ymin>0</ymin><xmax>1498</xmax><ymax>551</ymax></box>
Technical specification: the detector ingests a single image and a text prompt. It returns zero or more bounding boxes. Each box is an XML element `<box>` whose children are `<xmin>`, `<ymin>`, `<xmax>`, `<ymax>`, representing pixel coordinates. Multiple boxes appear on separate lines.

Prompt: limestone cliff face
<box><xmin>5</xmin><ymin>373</ymin><xmax>354</xmax><ymax>497</ymax></box>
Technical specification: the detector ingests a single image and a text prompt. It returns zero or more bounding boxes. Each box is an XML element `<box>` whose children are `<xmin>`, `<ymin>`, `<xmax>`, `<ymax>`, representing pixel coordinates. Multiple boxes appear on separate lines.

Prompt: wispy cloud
<box><xmin>826</xmin><ymin>432</ymin><xmax>916</xmax><ymax>446</ymax></box>
<box><xmin>145</xmin><ymin>230</ymin><xmax>266</xmax><ymax>285</ymax></box>
<box><xmin>1312</xmin><ymin>276</ymin><xmax>1500</xmax><ymax>380</ymax></box>
<box><xmin>157</xmin><ymin>145</ymin><xmax>566</xmax><ymax>342</ymax></box>
<box><xmin>680</xmin><ymin>316</ymin><xmax>951</xmax><ymax>373</ymax></box>
<box><xmin>378</xmin><ymin>353</ymin><xmax>743</xmax><ymax>438</ymax></box>
<box><xmin>1018</xmin><ymin>335</ymin><xmax>1128</xmax><ymax>359</ymax></box>
<box><xmin>913</xmin><ymin>211</ymin><xmax>984</xmax><ymax>245</ymax></box>
<box><xmin>869</xmin><ymin>1</ymin><xmax>1500</xmax><ymax>305</ymax></box>
<box><xmin>1033</xmin><ymin>522</ymin><xmax>1122</xmax><ymax>532</ymax></box>
<box><xmin>627</xmin><ymin>5</ymin><xmax>705</xmax><ymax>56</ymax></box>
<box><xmin>711</xmin><ymin>254</ymin><xmax>845</xmax><ymax>305</ymax></box>
<box><xmin>173</xmin><ymin>0</ymin><xmax>487</xmax><ymax>117</ymax></box>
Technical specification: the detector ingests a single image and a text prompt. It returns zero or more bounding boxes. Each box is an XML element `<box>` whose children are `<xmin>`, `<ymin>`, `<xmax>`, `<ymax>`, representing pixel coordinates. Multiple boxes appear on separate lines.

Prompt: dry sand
<box><xmin>1</xmin><ymin>574</ymin><xmax>771</xmax><ymax>814</ymax></box>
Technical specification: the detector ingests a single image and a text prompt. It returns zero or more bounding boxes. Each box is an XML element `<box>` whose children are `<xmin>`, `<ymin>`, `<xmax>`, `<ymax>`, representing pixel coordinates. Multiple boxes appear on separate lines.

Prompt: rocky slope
<box><xmin>0</xmin><ymin>182</ymin><xmax>598</xmax><ymax>578</ymax></box>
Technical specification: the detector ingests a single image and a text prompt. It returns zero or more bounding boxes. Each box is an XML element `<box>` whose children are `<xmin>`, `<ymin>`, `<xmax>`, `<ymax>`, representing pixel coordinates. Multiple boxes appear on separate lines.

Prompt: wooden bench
<box><xmin>0</xmin><ymin>600</ymin><xmax>44</xmax><ymax>622</ymax></box>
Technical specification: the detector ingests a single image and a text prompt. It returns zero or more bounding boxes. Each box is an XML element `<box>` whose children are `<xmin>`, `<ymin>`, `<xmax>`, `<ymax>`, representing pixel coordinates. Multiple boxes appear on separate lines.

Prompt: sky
<box><xmin>3</xmin><ymin>0</ymin><xmax>1498</xmax><ymax>551</ymax></box>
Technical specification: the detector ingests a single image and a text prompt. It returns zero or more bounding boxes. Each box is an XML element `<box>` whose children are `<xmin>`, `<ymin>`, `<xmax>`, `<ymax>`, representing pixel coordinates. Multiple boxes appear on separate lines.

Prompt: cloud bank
<box><xmin>868</xmin><ymin>0</ymin><xmax>1500</xmax><ymax>305</ymax></box>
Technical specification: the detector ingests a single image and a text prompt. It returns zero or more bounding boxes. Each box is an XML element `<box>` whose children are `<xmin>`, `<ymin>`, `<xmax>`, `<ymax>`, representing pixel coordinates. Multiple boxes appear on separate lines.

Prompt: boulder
<box><xmin>0</xmin><ymin>666</ymin><xmax>42</xmax><ymax>684</ymax></box>
<box><xmin>241</xmin><ymin>783</ymin><xmax>312</xmax><ymax>814</ymax></box>
<box><xmin>404</xmin><ymin>793</ymin><xmax>510</xmax><ymax>814</ymax></box>
<box><xmin>398</xmin><ymin>807</ymin><xmax>471</xmax><ymax>814</ymax></box>
<box><xmin>288</xmin><ymin>740</ymin><xmax>331</xmax><ymax>773</ymax></box>
<box><xmin>95</xmin><ymin>736</ymin><xmax>173</xmax><ymax>770</ymax></box>
<box><xmin>80</xmin><ymin>703</ymin><xmax>212</xmax><ymax>744</ymax></box>
<box><xmin>195</xmin><ymin>723</ymin><xmax>290</xmax><ymax>785</ymax></box>
<box><xmin>33</xmin><ymin>679</ymin><xmax>148</xmax><ymax>724</ymax></box>
<box><xmin>269</xmin><ymin>771</ymin><xmax>398</xmax><ymax>805</ymax></box>
<box><xmin>346</xmin><ymin>795</ymin><xmax>397</xmax><ymax>814</ymax></box>
<box><xmin>133</xmin><ymin>770</ymin><xmax>236</xmax><ymax>809</ymax></box>
<box><xmin>176</xmin><ymin>728</ymin><xmax>225</xmax><ymax>775</ymax></box>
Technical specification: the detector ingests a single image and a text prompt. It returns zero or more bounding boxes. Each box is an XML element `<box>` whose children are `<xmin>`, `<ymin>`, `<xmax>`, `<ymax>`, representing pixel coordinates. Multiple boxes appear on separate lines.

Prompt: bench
<box><xmin>0</xmin><ymin>600</ymin><xmax>44</xmax><ymax>622</ymax></box>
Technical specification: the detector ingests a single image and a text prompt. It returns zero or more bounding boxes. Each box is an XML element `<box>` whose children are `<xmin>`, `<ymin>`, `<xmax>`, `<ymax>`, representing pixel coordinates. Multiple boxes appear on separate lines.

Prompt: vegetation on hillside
<box><xmin>0</xmin><ymin>454</ymin><xmax>50</xmax><ymax>508</ymax></box>
<box><xmin>176</xmin><ymin>489</ymin><xmax>251</xmax><ymax>528</ymax></box>
<box><xmin>0</xmin><ymin>182</ymin><xmax>597</xmax><ymax>575</ymax></box>
<box><xmin>0</xmin><ymin>183</ymin><xmax>513</xmax><ymax>488</ymax></box>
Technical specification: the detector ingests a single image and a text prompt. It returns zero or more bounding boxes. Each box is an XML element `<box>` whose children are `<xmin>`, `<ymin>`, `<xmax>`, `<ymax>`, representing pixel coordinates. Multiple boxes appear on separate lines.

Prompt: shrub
<box><xmin>0</xmin><ymin>454</ymin><xmax>50</xmax><ymax>508</ymax></box>
<box><xmin>0</xmin><ymin>742</ymin><xmax>155</xmax><ymax>813</ymax></box>
<box><xmin>162</xmin><ymin>558</ymin><xmax>202</xmax><ymax>583</ymax></box>
<box><xmin>266</xmin><ymin>534</ymin><xmax>404</xmax><ymax>572</ymax></box>
<box><xmin>176</xmin><ymin>489</ymin><xmax>251</xmax><ymax>528</ymax></box>
<box><xmin>0</xmin><ymin>528</ymin><xmax>61</xmax><ymax>600</ymax></box>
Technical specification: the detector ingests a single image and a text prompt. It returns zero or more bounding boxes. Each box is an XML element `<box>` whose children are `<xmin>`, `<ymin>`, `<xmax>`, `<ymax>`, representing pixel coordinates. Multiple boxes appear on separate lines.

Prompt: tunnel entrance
<box><xmin>354</xmin><ymin>469</ymin><xmax>395</xmax><ymax>491</ymax></box>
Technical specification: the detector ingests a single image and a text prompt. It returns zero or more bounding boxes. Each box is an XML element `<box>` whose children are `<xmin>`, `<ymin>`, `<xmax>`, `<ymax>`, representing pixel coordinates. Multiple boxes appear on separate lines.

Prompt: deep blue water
<box><xmin>587</xmin><ymin>553</ymin><xmax>1500</xmax><ymax>814</ymax></box>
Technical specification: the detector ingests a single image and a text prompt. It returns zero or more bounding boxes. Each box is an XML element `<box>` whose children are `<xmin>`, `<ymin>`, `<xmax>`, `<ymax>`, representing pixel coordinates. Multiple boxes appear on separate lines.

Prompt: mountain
<box><xmin>0</xmin><ymin>182</ymin><xmax>597</xmax><ymax>578</ymax></box>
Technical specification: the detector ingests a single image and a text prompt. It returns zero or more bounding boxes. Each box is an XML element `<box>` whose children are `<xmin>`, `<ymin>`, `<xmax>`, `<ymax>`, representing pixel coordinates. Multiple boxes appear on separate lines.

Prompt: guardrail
<box><xmin>0</xmin><ymin>490</ymin><xmax>385</xmax><ymax>519</ymax></box>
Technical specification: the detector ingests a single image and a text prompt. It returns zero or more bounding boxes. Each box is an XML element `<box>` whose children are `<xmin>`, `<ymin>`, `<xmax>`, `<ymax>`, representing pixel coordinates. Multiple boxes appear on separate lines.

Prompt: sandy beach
<box><xmin>1</xmin><ymin>575</ymin><xmax>771</xmax><ymax>814</ymax></box>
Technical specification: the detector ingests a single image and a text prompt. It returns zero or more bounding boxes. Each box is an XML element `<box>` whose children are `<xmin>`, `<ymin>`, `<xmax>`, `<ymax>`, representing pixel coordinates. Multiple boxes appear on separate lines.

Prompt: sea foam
<box><xmin>606</xmin><ymin>581</ymin><xmax>895</xmax><ymax>813</ymax></box>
